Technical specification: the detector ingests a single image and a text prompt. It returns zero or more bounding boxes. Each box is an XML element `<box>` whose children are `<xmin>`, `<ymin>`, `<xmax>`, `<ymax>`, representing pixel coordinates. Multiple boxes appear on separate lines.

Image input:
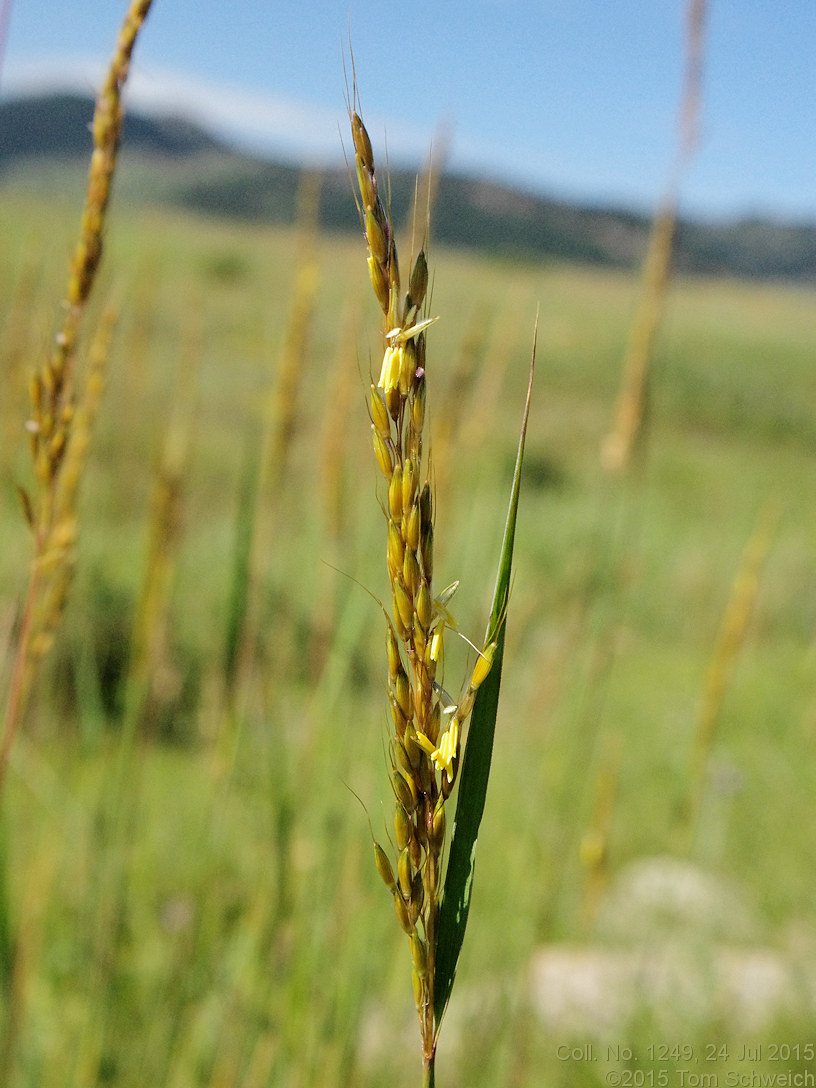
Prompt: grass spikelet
<box><xmin>0</xmin><ymin>0</ymin><xmax>153</xmax><ymax>794</ymax></box>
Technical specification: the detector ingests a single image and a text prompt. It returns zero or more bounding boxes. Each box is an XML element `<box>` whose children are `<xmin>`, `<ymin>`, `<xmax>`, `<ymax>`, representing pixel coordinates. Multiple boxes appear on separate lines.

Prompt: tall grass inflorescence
<box><xmin>1</xmin><ymin>0</ymin><xmax>154</xmax><ymax>793</ymax></box>
<box><xmin>349</xmin><ymin>101</ymin><xmax>533</xmax><ymax>1087</ymax></box>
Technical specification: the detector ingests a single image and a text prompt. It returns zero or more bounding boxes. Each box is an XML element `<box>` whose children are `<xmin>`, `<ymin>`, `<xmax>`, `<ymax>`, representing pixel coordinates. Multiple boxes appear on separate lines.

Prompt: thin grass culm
<box><xmin>349</xmin><ymin>98</ymin><xmax>533</xmax><ymax>1087</ymax></box>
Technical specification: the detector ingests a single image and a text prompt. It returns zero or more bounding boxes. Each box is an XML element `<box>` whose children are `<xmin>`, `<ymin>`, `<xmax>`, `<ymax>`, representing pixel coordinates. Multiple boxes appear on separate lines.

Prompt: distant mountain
<box><xmin>0</xmin><ymin>91</ymin><xmax>220</xmax><ymax>160</ymax></box>
<box><xmin>2</xmin><ymin>91</ymin><xmax>815</xmax><ymax>282</ymax></box>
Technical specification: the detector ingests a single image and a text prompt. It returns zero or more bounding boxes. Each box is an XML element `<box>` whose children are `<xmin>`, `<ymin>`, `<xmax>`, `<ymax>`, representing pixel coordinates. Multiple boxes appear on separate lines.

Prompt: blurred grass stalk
<box><xmin>684</xmin><ymin>503</ymin><xmax>779</xmax><ymax>852</ymax></box>
<box><xmin>221</xmin><ymin>171</ymin><xmax>320</xmax><ymax>723</ymax></box>
<box><xmin>601</xmin><ymin>0</ymin><xmax>707</xmax><ymax>473</ymax></box>
<box><xmin>0</xmin><ymin>1</ymin><xmax>153</xmax><ymax>1078</ymax></box>
<box><xmin>0</xmin><ymin>0</ymin><xmax>153</xmax><ymax>792</ymax></box>
<box><xmin>349</xmin><ymin>95</ymin><xmax>532</xmax><ymax>1086</ymax></box>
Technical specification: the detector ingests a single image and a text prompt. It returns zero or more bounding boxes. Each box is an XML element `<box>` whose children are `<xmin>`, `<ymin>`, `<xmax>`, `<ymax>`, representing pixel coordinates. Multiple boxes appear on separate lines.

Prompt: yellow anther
<box><xmin>415</xmin><ymin>718</ymin><xmax>459</xmax><ymax>784</ymax></box>
<box><xmin>379</xmin><ymin>345</ymin><xmax>402</xmax><ymax>393</ymax></box>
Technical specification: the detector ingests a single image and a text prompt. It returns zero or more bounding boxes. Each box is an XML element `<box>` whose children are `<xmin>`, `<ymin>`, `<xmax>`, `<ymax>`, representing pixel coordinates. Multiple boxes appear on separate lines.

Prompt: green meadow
<box><xmin>1</xmin><ymin>179</ymin><xmax>816</xmax><ymax>1087</ymax></box>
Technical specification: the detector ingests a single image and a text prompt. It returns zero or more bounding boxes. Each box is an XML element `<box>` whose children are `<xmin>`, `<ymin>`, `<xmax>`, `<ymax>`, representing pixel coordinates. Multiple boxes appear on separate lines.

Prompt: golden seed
<box><xmin>386</xmin><ymin>625</ymin><xmax>401</xmax><ymax>681</ymax></box>
<box><xmin>419</xmin><ymin>483</ymin><xmax>433</xmax><ymax>533</ymax></box>
<box><xmin>404</xmin><ymin>503</ymin><xmax>420</xmax><ymax>552</ymax></box>
<box><xmin>421</xmin><ymin>521</ymin><xmax>434</xmax><ymax>581</ymax></box>
<box><xmin>410</xmin><ymin>828</ymin><xmax>423</xmax><ymax>865</ymax></box>
<box><xmin>415</xmin><ymin>330</ymin><xmax>426</xmax><ymax>372</ymax></box>
<box><xmin>387</xmin><ymin>519</ymin><xmax>405</xmax><ymax>573</ymax></box>
<box><xmin>410</xmin><ymin>870</ymin><xmax>424</xmax><ymax>915</ymax></box>
<box><xmin>395</xmin><ymin>739</ymin><xmax>413</xmax><ymax>777</ymax></box>
<box><xmin>392</xmin><ymin>596</ymin><xmax>408</xmax><ymax>640</ymax></box>
<box><xmin>471</xmin><ymin>641</ymin><xmax>497</xmax><ymax>691</ymax></box>
<box><xmin>412</xmin><ymin>374</ymin><xmax>426</xmax><ymax>434</ymax></box>
<box><xmin>431</xmin><ymin>800</ymin><xmax>446</xmax><ymax>849</ymax></box>
<box><xmin>393</xmin><ymin>890</ymin><xmax>414</xmax><ymax>934</ymax></box>
<box><xmin>425</xmin><ymin>852</ymin><xmax>438</xmax><ymax>890</ymax></box>
<box><xmin>403</xmin><ymin>547</ymin><xmax>420</xmax><ymax>599</ymax></box>
<box><xmin>368</xmin><ymin>254</ymin><xmax>390</xmax><ymax>310</ymax></box>
<box><xmin>385</xmin><ymin>385</ymin><xmax>401</xmax><ymax>420</ymax></box>
<box><xmin>390</xmin><ymin>693</ymin><xmax>407</xmax><ymax>739</ymax></box>
<box><xmin>372</xmin><ymin>427</ymin><xmax>393</xmax><ymax>479</ymax></box>
<box><xmin>398</xmin><ymin>846</ymin><xmax>413</xmax><ymax>898</ymax></box>
<box><xmin>351</xmin><ymin>112</ymin><xmax>374</xmax><ymax>170</ymax></box>
<box><xmin>365</xmin><ymin>207</ymin><xmax>388</xmax><ymax>266</ymax></box>
<box><xmin>395</xmin><ymin>666</ymin><xmax>412</xmax><ymax>719</ymax></box>
<box><xmin>394</xmin><ymin>803</ymin><xmax>411</xmax><ymax>850</ymax></box>
<box><xmin>416</xmin><ymin>581</ymin><xmax>433</xmax><ymax>630</ymax></box>
<box><xmin>402</xmin><ymin>457</ymin><xmax>418</xmax><ymax>510</ymax></box>
<box><xmin>399</xmin><ymin>337</ymin><xmax>416</xmax><ymax>397</ymax></box>
<box><xmin>370</xmin><ymin>384</ymin><xmax>390</xmax><ymax>439</ymax></box>
<box><xmin>413</xmin><ymin>623</ymin><xmax>427</xmax><ymax>660</ymax></box>
<box><xmin>403</xmin><ymin>723</ymin><xmax>422</xmax><ymax>770</ymax></box>
<box><xmin>374</xmin><ymin>842</ymin><xmax>396</xmax><ymax>890</ymax></box>
<box><xmin>408</xmin><ymin>250</ymin><xmax>428</xmax><ymax>308</ymax></box>
<box><xmin>394</xmin><ymin>579</ymin><xmax>413</xmax><ymax>631</ymax></box>
<box><xmin>393</xmin><ymin>769</ymin><xmax>418</xmax><ymax>813</ymax></box>
<box><xmin>410</xmin><ymin>933</ymin><xmax>428</xmax><ymax>979</ymax></box>
<box><xmin>388</xmin><ymin>464</ymin><xmax>403</xmax><ymax>520</ymax></box>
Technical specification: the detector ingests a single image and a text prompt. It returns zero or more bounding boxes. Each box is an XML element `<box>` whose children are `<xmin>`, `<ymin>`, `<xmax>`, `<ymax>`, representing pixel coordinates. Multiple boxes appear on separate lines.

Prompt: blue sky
<box><xmin>2</xmin><ymin>0</ymin><xmax>815</xmax><ymax>221</ymax></box>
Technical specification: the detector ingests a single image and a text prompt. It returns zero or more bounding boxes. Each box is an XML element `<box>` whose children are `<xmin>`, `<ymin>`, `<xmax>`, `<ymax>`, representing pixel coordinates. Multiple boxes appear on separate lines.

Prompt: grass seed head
<box><xmin>388</xmin><ymin>464</ymin><xmax>404</xmax><ymax>520</ymax></box>
<box><xmin>393</xmin><ymin>889</ymin><xmax>414</xmax><ymax>934</ymax></box>
<box><xmin>390</xmin><ymin>693</ymin><xmax>408</xmax><ymax>739</ymax></box>
<box><xmin>420</xmin><ymin>521</ymin><xmax>433</xmax><ymax>581</ymax></box>
<box><xmin>470</xmin><ymin>640</ymin><xmax>497</xmax><ymax>691</ymax></box>
<box><xmin>370</xmin><ymin>384</ymin><xmax>391</xmax><ymax>439</ymax></box>
<box><xmin>386</xmin><ymin>624</ymin><xmax>401</xmax><ymax>681</ymax></box>
<box><xmin>403</xmin><ymin>547</ymin><xmax>420</xmax><ymax>599</ymax></box>
<box><xmin>399</xmin><ymin>338</ymin><xmax>416</xmax><ymax>396</ymax></box>
<box><xmin>409</xmin><ymin>870</ymin><xmax>425</xmax><ymax>919</ymax></box>
<box><xmin>365</xmin><ymin>207</ymin><xmax>388</xmax><ymax>266</ymax></box>
<box><xmin>416</xmin><ymin>581</ymin><xmax>433</xmax><ymax>630</ymax></box>
<box><xmin>408</xmin><ymin>250</ymin><xmax>428</xmax><ymax>309</ymax></box>
<box><xmin>395</xmin><ymin>666</ymin><xmax>412</xmax><ymax>719</ymax></box>
<box><xmin>411</xmin><ymin>373</ymin><xmax>426</xmax><ymax>435</ymax></box>
<box><xmin>388</xmin><ymin>519</ymin><xmax>405</xmax><ymax>575</ymax></box>
<box><xmin>398</xmin><ymin>846</ymin><xmax>413</xmax><ymax>898</ymax></box>
<box><xmin>374</xmin><ymin>842</ymin><xmax>397</xmax><ymax>891</ymax></box>
<box><xmin>402</xmin><ymin>457</ymin><xmax>418</xmax><ymax>510</ymax></box>
<box><xmin>394</xmin><ymin>803</ymin><xmax>411</xmax><ymax>850</ymax></box>
<box><xmin>351</xmin><ymin>111</ymin><xmax>375</xmax><ymax>172</ymax></box>
<box><xmin>431</xmin><ymin>798</ymin><xmax>446</xmax><ymax>849</ymax></box>
<box><xmin>394</xmin><ymin>579</ymin><xmax>414</xmax><ymax>632</ymax></box>
<box><xmin>404</xmin><ymin>503</ymin><xmax>421</xmax><ymax>552</ymax></box>
<box><xmin>410</xmin><ymin>933</ymin><xmax>428</xmax><ymax>979</ymax></box>
<box><xmin>372</xmin><ymin>427</ymin><xmax>394</xmax><ymax>479</ymax></box>
<box><xmin>393</xmin><ymin>769</ymin><xmax>418</xmax><ymax>813</ymax></box>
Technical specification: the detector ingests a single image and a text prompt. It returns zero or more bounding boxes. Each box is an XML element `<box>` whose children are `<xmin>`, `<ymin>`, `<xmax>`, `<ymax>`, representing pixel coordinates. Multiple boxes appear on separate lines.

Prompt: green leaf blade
<box><xmin>433</xmin><ymin>334</ymin><xmax>536</xmax><ymax>1030</ymax></box>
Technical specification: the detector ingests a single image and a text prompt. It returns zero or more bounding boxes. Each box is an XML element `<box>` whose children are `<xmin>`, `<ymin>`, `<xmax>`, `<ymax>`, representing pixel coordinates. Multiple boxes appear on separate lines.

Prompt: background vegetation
<box><xmin>1</xmin><ymin>130</ymin><xmax>815</xmax><ymax>1087</ymax></box>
